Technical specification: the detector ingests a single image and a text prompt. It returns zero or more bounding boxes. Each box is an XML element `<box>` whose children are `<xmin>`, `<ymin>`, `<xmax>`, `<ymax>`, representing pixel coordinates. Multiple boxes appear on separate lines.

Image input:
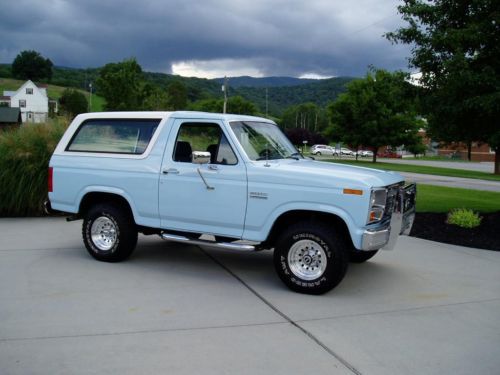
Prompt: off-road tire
<box><xmin>82</xmin><ymin>203</ymin><xmax>138</xmax><ymax>262</ymax></box>
<box><xmin>273</xmin><ymin>222</ymin><xmax>349</xmax><ymax>295</ymax></box>
<box><xmin>349</xmin><ymin>250</ymin><xmax>378</xmax><ymax>263</ymax></box>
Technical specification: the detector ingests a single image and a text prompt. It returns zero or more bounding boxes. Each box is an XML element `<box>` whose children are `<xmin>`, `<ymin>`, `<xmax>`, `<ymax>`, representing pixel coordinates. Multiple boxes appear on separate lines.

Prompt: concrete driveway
<box><xmin>1</xmin><ymin>218</ymin><xmax>499</xmax><ymax>375</ymax></box>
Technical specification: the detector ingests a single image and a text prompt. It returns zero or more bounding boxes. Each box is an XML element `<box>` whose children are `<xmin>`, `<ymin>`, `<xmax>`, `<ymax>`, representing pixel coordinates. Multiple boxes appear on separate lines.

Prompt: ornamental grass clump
<box><xmin>0</xmin><ymin>119</ymin><xmax>68</xmax><ymax>216</ymax></box>
<box><xmin>447</xmin><ymin>208</ymin><xmax>482</xmax><ymax>229</ymax></box>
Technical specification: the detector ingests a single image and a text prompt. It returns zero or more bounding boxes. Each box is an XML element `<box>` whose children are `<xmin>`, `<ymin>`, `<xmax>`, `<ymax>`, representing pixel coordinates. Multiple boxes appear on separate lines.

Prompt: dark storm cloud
<box><xmin>0</xmin><ymin>0</ymin><xmax>411</xmax><ymax>77</ymax></box>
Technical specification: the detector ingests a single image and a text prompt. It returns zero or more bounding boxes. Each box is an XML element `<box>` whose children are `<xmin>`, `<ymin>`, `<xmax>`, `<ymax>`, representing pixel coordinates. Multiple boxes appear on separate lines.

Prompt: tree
<box><xmin>226</xmin><ymin>96</ymin><xmax>258</xmax><ymax>115</ymax></box>
<box><xmin>327</xmin><ymin>69</ymin><xmax>422</xmax><ymax>162</ymax></box>
<box><xmin>141</xmin><ymin>83</ymin><xmax>171</xmax><ymax>110</ymax></box>
<box><xmin>188</xmin><ymin>96</ymin><xmax>258</xmax><ymax>115</ymax></box>
<box><xmin>59</xmin><ymin>89</ymin><xmax>88</xmax><ymax>117</ymax></box>
<box><xmin>167</xmin><ymin>81</ymin><xmax>188</xmax><ymax>110</ymax></box>
<box><xmin>280</xmin><ymin>103</ymin><xmax>329</xmax><ymax>133</ymax></box>
<box><xmin>96</xmin><ymin>58</ymin><xmax>144</xmax><ymax>110</ymax></box>
<box><xmin>386</xmin><ymin>0</ymin><xmax>500</xmax><ymax>173</ymax></box>
<box><xmin>12</xmin><ymin>50</ymin><xmax>53</xmax><ymax>81</ymax></box>
<box><xmin>188</xmin><ymin>98</ymin><xmax>223</xmax><ymax>113</ymax></box>
<box><xmin>285</xmin><ymin>128</ymin><xmax>328</xmax><ymax>148</ymax></box>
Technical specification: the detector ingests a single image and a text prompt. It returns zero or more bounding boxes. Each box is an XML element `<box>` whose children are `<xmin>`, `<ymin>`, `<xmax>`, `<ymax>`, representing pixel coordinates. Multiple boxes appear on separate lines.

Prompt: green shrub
<box><xmin>0</xmin><ymin>119</ymin><xmax>68</xmax><ymax>216</ymax></box>
<box><xmin>447</xmin><ymin>208</ymin><xmax>482</xmax><ymax>229</ymax></box>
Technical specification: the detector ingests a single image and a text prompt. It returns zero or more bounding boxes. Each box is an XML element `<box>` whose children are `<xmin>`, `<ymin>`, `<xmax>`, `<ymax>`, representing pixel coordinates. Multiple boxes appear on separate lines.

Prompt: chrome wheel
<box><xmin>90</xmin><ymin>216</ymin><xmax>117</xmax><ymax>252</ymax></box>
<box><xmin>288</xmin><ymin>240</ymin><xmax>327</xmax><ymax>280</ymax></box>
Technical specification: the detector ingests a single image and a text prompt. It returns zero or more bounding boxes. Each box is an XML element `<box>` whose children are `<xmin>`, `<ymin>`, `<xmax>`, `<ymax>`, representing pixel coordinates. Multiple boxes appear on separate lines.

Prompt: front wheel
<box><xmin>82</xmin><ymin>203</ymin><xmax>138</xmax><ymax>262</ymax></box>
<box><xmin>273</xmin><ymin>222</ymin><xmax>349</xmax><ymax>295</ymax></box>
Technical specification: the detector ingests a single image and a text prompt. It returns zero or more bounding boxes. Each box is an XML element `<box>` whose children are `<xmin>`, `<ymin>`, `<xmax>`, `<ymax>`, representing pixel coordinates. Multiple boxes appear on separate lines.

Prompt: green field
<box><xmin>325</xmin><ymin>159</ymin><xmax>500</xmax><ymax>181</ymax></box>
<box><xmin>416</xmin><ymin>184</ymin><xmax>500</xmax><ymax>213</ymax></box>
<box><xmin>0</xmin><ymin>78</ymin><xmax>105</xmax><ymax>112</ymax></box>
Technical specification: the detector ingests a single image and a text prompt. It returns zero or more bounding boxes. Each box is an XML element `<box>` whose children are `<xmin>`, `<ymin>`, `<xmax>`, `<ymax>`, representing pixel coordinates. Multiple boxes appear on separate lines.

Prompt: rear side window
<box><xmin>67</xmin><ymin>119</ymin><xmax>160</xmax><ymax>154</ymax></box>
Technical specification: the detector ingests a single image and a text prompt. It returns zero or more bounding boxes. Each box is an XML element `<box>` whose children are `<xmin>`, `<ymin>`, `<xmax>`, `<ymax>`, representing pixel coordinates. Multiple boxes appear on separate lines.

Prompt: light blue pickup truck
<box><xmin>47</xmin><ymin>111</ymin><xmax>416</xmax><ymax>294</ymax></box>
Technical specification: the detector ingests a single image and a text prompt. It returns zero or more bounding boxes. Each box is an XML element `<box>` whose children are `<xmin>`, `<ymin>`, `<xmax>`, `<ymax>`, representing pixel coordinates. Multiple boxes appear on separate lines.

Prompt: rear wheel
<box><xmin>82</xmin><ymin>203</ymin><xmax>138</xmax><ymax>262</ymax></box>
<box><xmin>273</xmin><ymin>222</ymin><xmax>349</xmax><ymax>295</ymax></box>
<box><xmin>350</xmin><ymin>250</ymin><xmax>378</xmax><ymax>263</ymax></box>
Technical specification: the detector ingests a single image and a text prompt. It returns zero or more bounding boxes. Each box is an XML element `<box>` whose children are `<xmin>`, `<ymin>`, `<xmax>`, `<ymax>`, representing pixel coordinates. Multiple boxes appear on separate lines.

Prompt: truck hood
<box><xmin>248</xmin><ymin>159</ymin><xmax>405</xmax><ymax>189</ymax></box>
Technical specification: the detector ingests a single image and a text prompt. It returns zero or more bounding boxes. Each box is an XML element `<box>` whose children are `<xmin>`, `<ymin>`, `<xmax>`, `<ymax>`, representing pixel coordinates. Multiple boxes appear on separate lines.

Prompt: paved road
<box><xmin>379</xmin><ymin>158</ymin><xmax>495</xmax><ymax>173</ymax></box>
<box><xmin>400</xmin><ymin>172</ymin><xmax>500</xmax><ymax>192</ymax></box>
<box><xmin>316</xmin><ymin>156</ymin><xmax>500</xmax><ymax>191</ymax></box>
<box><xmin>1</xmin><ymin>218</ymin><xmax>499</xmax><ymax>375</ymax></box>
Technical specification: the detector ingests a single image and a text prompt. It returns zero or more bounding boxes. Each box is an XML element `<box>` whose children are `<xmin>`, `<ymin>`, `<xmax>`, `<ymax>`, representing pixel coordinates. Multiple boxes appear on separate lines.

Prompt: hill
<box><xmin>213</xmin><ymin>76</ymin><xmax>318</xmax><ymax>88</ymax></box>
<box><xmin>0</xmin><ymin>64</ymin><xmax>355</xmax><ymax>116</ymax></box>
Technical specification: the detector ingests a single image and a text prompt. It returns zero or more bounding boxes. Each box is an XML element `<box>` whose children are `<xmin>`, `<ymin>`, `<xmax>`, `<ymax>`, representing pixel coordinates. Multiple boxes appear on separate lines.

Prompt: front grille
<box><xmin>384</xmin><ymin>183</ymin><xmax>402</xmax><ymax>218</ymax></box>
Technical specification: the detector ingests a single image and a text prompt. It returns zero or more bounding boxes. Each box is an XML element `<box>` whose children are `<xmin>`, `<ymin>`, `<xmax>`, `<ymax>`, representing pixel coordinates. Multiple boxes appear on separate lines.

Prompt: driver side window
<box><xmin>173</xmin><ymin>122</ymin><xmax>238</xmax><ymax>165</ymax></box>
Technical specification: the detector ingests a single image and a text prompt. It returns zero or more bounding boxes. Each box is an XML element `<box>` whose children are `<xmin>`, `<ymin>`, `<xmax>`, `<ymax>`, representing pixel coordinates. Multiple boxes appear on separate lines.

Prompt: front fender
<box><xmin>242</xmin><ymin>201</ymin><xmax>364</xmax><ymax>248</ymax></box>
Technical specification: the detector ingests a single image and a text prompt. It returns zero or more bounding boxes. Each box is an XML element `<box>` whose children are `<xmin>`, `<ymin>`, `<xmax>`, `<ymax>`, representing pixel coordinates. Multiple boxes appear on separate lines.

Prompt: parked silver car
<box><xmin>356</xmin><ymin>150</ymin><xmax>374</xmax><ymax>157</ymax></box>
<box><xmin>311</xmin><ymin>144</ymin><xmax>337</xmax><ymax>156</ymax></box>
<box><xmin>339</xmin><ymin>147</ymin><xmax>354</xmax><ymax>156</ymax></box>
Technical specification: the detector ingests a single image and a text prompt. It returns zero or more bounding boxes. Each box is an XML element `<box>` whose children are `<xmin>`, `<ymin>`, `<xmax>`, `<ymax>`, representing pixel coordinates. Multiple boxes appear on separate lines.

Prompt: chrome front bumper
<box><xmin>360</xmin><ymin>183</ymin><xmax>416</xmax><ymax>251</ymax></box>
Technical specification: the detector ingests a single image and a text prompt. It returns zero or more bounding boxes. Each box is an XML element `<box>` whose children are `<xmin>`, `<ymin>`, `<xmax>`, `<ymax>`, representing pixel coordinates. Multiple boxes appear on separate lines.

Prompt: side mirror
<box><xmin>192</xmin><ymin>151</ymin><xmax>211</xmax><ymax>164</ymax></box>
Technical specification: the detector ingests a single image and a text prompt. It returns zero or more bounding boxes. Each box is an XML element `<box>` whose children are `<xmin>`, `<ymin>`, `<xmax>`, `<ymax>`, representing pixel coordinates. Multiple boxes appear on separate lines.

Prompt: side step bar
<box><xmin>161</xmin><ymin>233</ymin><xmax>255</xmax><ymax>251</ymax></box>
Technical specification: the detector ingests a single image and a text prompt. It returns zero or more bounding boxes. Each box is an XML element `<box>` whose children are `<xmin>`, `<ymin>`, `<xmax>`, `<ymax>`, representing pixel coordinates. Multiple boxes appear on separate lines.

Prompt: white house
<box><xmin>1</xmin><ymin>80</ymin><xmax>55</xmax><ymax>123</ymax></box>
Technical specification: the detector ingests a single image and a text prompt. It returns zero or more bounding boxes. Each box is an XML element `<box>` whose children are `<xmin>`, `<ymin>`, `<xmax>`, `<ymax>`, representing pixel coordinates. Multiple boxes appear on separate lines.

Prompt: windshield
<box><xmin>230</xmin><ymin>121</ymin><xmax>301</xmax><ymax>161</ymax></box>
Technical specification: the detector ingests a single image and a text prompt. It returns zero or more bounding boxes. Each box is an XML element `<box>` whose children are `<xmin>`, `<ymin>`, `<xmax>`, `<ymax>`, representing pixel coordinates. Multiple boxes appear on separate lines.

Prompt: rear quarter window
<box><xmin>66</xmin><ymin>119</ymin><xmax>160</xmax><ymax>154</ymax></box>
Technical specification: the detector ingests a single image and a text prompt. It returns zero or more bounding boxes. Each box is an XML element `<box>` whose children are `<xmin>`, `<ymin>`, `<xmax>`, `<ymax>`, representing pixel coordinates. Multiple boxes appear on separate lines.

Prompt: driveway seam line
<box><xmin>294</xmin><ymin>297</ymin><xmax>500</xmax><ymax>324</ymax></box>
<box><xmin>0</xmin><ymin>321</ymin><xmax>287</xmax><ymax>343</ymax></box>
<box><xmin>198</xmin><ymin>247</ymin><xmax>362</xmax><ymax>375</ymax></box>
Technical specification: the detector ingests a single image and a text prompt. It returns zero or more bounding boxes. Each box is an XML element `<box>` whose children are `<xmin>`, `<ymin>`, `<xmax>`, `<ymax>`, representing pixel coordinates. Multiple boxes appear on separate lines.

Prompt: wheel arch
<box><xmin>264</xmin><ymin>210</ymin><xmax>354</xmax><ymax>249</ymax></box>
<box><xmin>79</xmin><ymin>191</ymin><xmax>135</xmax><ymax>223</ymax></box>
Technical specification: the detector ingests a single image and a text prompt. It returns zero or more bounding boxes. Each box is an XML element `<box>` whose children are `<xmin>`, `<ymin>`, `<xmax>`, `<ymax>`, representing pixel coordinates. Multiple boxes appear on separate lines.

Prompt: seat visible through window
<box><xmin>174</xmin><ymin>141</ymin><xmax>192</xmax><ymax>162</ymax></box>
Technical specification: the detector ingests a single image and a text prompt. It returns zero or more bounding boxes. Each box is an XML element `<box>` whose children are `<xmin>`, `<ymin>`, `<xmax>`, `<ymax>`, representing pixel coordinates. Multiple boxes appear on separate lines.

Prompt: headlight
<box><xmin>367</xmin><ymin>188</ymin><xmax>387</xmax><ymax>224</ymax></box>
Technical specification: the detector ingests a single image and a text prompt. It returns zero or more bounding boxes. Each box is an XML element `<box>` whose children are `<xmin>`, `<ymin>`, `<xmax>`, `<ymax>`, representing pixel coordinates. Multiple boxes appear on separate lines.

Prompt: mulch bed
<box><xmin>410</xmin><ymin>212</ymin><xmax>500</xmax><ymax>251</ymax></box>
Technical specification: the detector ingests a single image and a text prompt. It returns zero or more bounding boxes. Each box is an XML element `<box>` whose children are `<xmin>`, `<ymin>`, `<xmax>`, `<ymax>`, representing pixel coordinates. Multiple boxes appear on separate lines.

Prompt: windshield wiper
<box><xmin>285</xmin><ymin>152</ymin><xmax>302</xmax><ymax>160</ymax></box>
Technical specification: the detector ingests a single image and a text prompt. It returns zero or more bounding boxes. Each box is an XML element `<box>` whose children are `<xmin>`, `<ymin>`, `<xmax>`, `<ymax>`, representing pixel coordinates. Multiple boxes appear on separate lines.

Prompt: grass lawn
<box><xmin>0</xmin><ymin>78</ymin><xmax>105</xmax><ymax>111</ymax></box>
<box><xmin>416</xmin><ymin>184</ymin><xmax>500</xmax><ymax>213</ymax></box>
<box><xmin>326</xmin><ymin>159</ymin><xmax>500</xmax><ymax>181</ymax></box>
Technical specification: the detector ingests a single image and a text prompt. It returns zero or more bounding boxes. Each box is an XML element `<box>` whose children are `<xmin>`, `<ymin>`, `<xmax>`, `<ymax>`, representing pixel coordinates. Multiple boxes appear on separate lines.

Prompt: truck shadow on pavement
<box><xmin>59</xmin><ymin>238</ymin><xmax>406</xmax><ymax>297</ymax></box>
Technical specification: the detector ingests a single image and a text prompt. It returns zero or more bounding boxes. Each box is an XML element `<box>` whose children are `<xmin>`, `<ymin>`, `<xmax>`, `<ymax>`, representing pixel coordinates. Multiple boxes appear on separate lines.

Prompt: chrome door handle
<box><xmin>163</xmin><ymin>168</ymin><xmax>179</xmax><ymax>174</ymax></box>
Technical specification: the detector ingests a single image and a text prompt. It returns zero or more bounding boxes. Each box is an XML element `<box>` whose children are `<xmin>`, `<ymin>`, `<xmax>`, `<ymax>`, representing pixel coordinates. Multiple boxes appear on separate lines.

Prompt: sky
<box><xmin>0</xmin><ymin>0</ymin><xmax>413</xmax><ymax>79</ymax></box>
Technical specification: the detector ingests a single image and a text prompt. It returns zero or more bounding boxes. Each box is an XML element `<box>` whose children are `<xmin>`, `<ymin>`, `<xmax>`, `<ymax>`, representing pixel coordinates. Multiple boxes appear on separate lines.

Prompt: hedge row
<box><xmin>0</xmin><ymin>119</ymin><xmax>68</xmax><ymax>216</ymax></box>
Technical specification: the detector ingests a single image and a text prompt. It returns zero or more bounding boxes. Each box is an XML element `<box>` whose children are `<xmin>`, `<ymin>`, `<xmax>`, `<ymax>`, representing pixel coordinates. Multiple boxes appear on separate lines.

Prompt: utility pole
<box><xmin>222</xmin><ymin>76</ymin><xmax>228</xmax><ymax>114</ymax></box>
<box><xmin>265</xmin><ymin>88</ymin><xmax>268</xmax><ymax>117</ymax></box>
<box><xmin>88</xmin><ymin>83</ymin><xmax>92</xmax><ymax>112</ymax></box>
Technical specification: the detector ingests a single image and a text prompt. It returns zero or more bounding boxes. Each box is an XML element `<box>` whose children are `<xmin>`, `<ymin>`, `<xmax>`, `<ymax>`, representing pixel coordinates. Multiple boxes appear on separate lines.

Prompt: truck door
<box><xmin>159</xmin><ymin>119</ymin><xmax>247</xmax><ymax>238</ymax></box>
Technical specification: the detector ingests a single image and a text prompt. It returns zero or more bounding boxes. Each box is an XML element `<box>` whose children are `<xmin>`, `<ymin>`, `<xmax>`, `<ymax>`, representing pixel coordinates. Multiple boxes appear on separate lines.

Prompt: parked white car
<box><xmin>356</xmin><ymin>150</ymin><xmax>374</xmax><ymax>157</ymax></box>
<box><xmin>311</xmin><ymin>144</ymin><xmax>337</xmax><ymax>156</ymax></box>
<box><xmin>340</xmin><ymin>148</ymin><xmax>354</xmax><ymax>156</ymax></box>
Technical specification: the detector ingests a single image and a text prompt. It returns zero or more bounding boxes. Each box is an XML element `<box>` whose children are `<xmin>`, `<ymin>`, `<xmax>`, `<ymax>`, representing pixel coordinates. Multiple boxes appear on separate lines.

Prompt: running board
<box><xmin>161</xmin><ymin>233</ymin><xmax>256</xmax><ymax>251</ymax></box>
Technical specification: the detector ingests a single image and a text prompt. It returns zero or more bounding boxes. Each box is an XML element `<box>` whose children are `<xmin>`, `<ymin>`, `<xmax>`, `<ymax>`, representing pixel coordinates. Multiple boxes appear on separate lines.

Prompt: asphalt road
<box><xmin>399</xmin><ymin>172</ymin><xmax>500</xmax><ymax>192</ymax></box>
<box><xmin>315</xmin><ymin>156</ymin><xmax>500</xmax><ymax>191</ymax></box>
<box><xmin>379</xmin><ymin>158</ymin><xmax>495</xmax><ymax>173</ymax></box>
<box><xmin>1</xmin><ymin>218</ymin><xmax>499</xmax><ymax>375</ymax></box>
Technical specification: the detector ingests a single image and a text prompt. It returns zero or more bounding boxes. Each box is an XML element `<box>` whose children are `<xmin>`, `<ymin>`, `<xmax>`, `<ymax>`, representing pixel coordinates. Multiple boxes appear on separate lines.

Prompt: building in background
<box><xmin>1</xmin><ymin>80</ymin><xmax>58</xmax><ymax>123</ymax></box>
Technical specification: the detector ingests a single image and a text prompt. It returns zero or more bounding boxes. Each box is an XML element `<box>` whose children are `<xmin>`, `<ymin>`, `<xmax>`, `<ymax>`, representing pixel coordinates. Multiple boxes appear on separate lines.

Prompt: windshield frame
<box><xmin>228</xmin><ymin>120</ymin><xmax>302</xmax><ymax>161</ymax></box>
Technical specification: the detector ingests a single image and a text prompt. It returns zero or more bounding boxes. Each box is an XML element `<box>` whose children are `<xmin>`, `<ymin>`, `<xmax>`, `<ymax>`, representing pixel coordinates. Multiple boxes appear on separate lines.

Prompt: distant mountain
<box><xmin>0</xmin><ymin>64</ymin><xmax>355</xmax><ymax>116</ymax></box>
<box><xmin>214</xmin><ymin>76</ymin><xmax>318</xmax><ymax>88</ymax></box>
<box><xmin>232</xmin><ymin>77</ymin><xmax>355</xmax><ymax>115</ymax></box>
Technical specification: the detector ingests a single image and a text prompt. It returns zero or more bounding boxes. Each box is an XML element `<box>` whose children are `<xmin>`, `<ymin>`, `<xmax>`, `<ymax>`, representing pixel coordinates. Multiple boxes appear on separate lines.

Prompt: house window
<box><xmin>26</xmin><ymin>88</ymin><xmax>33</xmax><ymax>95</ymax></box>
<box><xmin>19</xmin><ymin>100</ymin><xmax>26</xmax><ymax>108</ymax></box>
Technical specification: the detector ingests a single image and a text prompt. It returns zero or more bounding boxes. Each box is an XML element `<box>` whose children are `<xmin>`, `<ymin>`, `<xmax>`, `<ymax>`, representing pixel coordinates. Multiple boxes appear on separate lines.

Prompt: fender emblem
<box><xmin>249</xmin><ymin>192</ymin><xmax>268</xmax><ymax>199</ymax></box>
